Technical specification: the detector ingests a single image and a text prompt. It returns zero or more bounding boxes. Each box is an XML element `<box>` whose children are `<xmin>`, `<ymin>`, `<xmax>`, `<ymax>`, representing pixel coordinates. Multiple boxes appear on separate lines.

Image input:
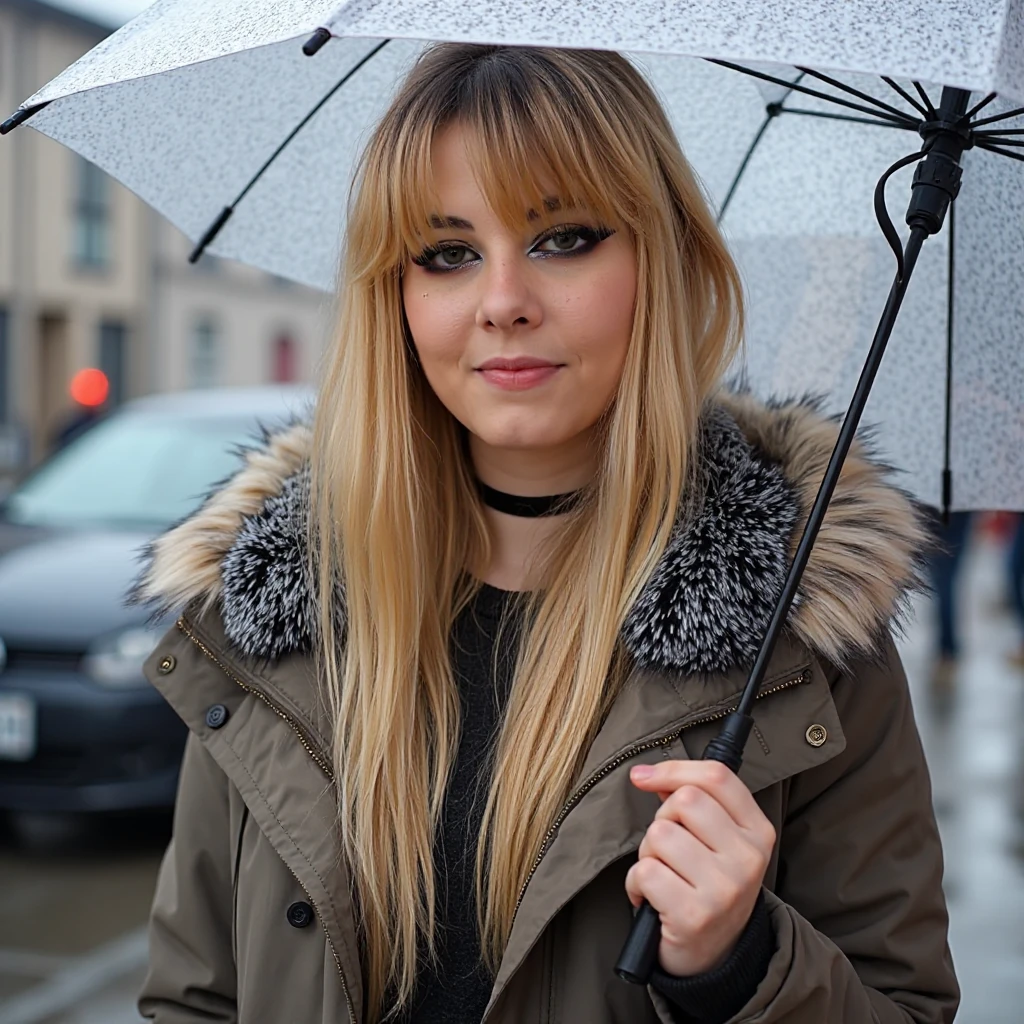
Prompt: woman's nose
<box><xmin>475</xmin><ymin>258</ymin><xmax>544</xmax><ymax>332</ymax></box>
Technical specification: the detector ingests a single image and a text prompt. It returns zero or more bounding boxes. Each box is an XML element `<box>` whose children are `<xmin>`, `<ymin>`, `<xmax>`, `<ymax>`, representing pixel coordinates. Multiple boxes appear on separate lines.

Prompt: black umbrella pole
<box><xmin>616</xmin><ymin>225</ymin><xmax>930</xmax><ymax>987</ymax></box>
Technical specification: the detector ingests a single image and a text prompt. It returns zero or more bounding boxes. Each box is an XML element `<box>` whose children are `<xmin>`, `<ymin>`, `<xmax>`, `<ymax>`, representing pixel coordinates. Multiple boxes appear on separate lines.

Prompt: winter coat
<box><xmin>134</xmin><ymin>393</ymin><xmax>959</xmax><ymax>1024</ymax></box>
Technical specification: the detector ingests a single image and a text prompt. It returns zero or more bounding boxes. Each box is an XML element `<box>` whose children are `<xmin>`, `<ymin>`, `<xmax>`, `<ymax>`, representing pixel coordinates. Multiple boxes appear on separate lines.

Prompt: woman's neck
<box><xmin>469</xmin><ymin>432</ymin><xmax>597</xmax><ymax>592</ymax></box>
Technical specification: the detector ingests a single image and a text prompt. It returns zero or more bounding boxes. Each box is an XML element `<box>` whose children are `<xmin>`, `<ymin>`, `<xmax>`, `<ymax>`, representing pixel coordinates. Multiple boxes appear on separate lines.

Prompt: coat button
<box><xmin>805</xmin><ymin>723</ymin><xmax>828</xmax><ymax>747</ymax></box>
<box><xmin>157</xmin><ymin>654</ymin><xmax>176</xmax><ymax>675</ymax></box>
<box><xmin>287</xmin><ymin>901</ymin><xmax>314</xmax><ymax>928</ymax></box>
<box><xmin>205</xmin><ymin>704</ymin><xmax>229</xmax><ymax>729</ymax></box>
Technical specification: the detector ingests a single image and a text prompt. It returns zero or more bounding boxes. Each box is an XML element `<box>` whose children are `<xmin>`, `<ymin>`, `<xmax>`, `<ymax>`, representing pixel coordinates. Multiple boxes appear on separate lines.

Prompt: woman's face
<box><xmin>402</xmin><ymin>123</ymin><xmax>637</xmax><ymax>481</ymax></box>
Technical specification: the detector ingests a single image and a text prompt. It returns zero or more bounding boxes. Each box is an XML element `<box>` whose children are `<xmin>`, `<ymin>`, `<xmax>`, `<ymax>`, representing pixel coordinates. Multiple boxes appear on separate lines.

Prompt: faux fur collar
<box><xmin>134</xmin><ymin>394</ymin><xmax>927</xmax><ymax>676</ymax></box>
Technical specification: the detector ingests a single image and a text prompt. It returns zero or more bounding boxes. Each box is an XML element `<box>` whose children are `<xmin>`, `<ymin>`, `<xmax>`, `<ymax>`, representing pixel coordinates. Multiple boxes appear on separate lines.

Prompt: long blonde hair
<box><xmin>311</xmin><ymin>43</ymin><xmax>743</xmax><ymax>1019</ymax></box>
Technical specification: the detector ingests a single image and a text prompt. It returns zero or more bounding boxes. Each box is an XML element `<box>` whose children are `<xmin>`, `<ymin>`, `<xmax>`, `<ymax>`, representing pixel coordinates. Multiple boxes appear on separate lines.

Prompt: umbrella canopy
<box><xmin>8</xmin><ymin>0</ymin><xmax>1024</xmax><ymax>291</ymax></box>
<box><xmin>692</xmin><ymin>72</ymin><xmax>1024</xmax><ymax>512</ymax></box>
<box><xmin>11</xmin><ymin>5</ymin><xmax>1022</xmax><ymax>509</ymax></box>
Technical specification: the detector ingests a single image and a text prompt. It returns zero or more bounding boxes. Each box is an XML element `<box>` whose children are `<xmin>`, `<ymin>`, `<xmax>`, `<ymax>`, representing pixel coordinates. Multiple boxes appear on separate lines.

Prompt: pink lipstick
<box><xmin>476</xmin><ymin>356</ymin><xmax>563</xmax><ymax>391</ymax></box>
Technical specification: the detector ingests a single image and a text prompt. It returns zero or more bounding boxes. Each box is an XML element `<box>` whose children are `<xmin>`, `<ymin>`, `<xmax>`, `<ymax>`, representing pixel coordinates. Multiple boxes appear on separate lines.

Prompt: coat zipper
<box><xmin>177</xmin><ymin>618</ymin><xmax>334</xmax><ymax>776</ymax></box>
<box><xmin>511</xmin><ymin>666</ymin><xmax>812</xmax><ymax>920</ymax></box>
<box><xmin>176</xmin><ymin>618</ymin><xmax>357</xmax><ymax>1024</ymax></box>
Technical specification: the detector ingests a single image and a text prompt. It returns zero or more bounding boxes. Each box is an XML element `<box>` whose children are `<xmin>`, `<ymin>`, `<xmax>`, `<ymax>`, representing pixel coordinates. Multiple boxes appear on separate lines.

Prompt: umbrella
<box><xmin>4</xmin><ymin>5</ymin><xmax>1020</xmax><ymax>511</ymax></box>
<box><xmin>7</xmin><ymin>0</ymin><xmax>1023</xmax><ymax>985</ymax></box>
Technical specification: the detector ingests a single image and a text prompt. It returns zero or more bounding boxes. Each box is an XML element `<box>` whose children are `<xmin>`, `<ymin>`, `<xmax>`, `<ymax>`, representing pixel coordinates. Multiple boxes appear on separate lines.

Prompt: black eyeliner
<box><xmin>410</xmin><ymin>222</ymin><xmax>614</xmax><ymax>272</ymax></box>
<box><xmin>411</xmin><ymin>240</ymin><xmax>479</xmax><ymax>272</ymax></box>
<box><xmin>529</xmin><ymin>223</ymin><xmax>615</xmax><ymax>258</ymax></box>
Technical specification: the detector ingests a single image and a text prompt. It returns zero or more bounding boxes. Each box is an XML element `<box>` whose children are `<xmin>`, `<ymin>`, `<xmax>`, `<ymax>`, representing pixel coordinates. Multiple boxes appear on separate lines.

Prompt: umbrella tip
<box><xmin>0</xmin><ymin>101</ymin><xmax>50</xmax><ymax>135</ymax></box>
<box><xmin>1</xmin><ymin>104</ymin><xmax>47</xmax><ymax>135</ymax></box>
<box><xmin>303</xmin><ymin>27</ymin><xmax>331</xmax><ymax>57</ymax></box>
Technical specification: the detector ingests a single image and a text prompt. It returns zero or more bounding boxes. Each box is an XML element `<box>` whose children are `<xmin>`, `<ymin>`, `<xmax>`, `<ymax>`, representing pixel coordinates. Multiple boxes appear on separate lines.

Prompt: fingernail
<box><xmin>631</xmin><ymin>764</ymin><xmax>653</xmax><ymax>781</ymax></box>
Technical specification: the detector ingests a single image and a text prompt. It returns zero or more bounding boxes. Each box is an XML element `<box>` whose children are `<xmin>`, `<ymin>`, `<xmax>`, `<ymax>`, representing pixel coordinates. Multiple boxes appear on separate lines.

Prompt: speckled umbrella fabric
<box><xmin>10</xmin><ymin>0</ymin><xmax>1024</xmax><ymax>507</ymax></box>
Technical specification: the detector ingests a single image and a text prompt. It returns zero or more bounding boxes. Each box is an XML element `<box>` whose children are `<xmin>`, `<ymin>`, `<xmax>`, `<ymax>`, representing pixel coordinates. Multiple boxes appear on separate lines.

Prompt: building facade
<box><xmin>0</xmin><ymin>0</ymin><xmax>327</xmax><ymax>470</ymax></box>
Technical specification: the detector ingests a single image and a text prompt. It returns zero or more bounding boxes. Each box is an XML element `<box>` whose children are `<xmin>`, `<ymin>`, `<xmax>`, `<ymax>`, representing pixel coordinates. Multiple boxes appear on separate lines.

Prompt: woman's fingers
<box><xmin>626</xmin><ymin>759</ymin><xmax>776</xmax><ymax>975</ymax></box>
<box><xmin>630</xmin><ymin>760</ymin><xmax>776</xmax><ymax>854</ymax></box>
<box><xmin>653</xmin><ymin>780</ymin><xmax>742</xmax><ymax>854</ymax></box>
<box><xmin>624</xmin><ymin>844</ymin><xmax>695</xmax><ymax>910</ymax></box>
<box><xmin>638</xmin><ymin>815</ymin><xmax>715</xmax><ymax>884</ymax></box>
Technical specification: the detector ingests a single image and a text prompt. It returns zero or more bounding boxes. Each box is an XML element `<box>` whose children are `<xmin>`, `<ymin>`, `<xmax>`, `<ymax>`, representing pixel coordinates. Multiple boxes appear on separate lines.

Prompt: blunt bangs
<box><xmin>357</xmin><ymin>46</ymin><xmax>665</xmax><ymax>274</ymax></box>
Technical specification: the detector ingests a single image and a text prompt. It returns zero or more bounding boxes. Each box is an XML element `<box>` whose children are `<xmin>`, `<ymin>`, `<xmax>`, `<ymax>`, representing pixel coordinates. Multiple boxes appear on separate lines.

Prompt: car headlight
<box><xmin>84</xmin><ymin>627</ymin><xmax>161</xmax><ymax>689</ymax></box>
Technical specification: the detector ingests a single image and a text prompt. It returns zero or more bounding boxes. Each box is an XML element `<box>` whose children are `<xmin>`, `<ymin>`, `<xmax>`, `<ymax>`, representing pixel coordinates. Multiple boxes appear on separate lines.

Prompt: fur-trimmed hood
<box><xmin>134</xmin><ymin>393</ymin><xmax>928</xmax><ymax>676</ymax></box>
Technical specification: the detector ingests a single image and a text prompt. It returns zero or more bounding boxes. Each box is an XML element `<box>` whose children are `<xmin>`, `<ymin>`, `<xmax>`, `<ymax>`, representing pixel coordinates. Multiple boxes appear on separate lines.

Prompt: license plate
<box><xmin>0</xmin><ymin>694</ymin><xmax>36</xmax><ymax>761</ymax></box>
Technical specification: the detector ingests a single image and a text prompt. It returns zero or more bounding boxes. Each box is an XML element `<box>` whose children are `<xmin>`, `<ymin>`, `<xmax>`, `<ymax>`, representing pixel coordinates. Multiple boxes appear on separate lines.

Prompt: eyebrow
<box><xmin>428</xmin><ymin>198</ymin><xmax>568</xmax><ymax>232</ymax></box>
<box><xmin>429</xmin><ymin>214</ymin><xmax>474</xmax><ymax>230</ymax></box>
<box><xmin>528</xmin><ymin>197</ymin><xmax>564</xmax><ymax>221</ymax></box>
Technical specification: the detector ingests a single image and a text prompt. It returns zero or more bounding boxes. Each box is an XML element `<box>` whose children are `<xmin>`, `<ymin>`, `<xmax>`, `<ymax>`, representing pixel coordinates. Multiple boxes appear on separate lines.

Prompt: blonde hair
<box><xmin>311</xmin><ymin>43</ymin><xmax>743</xmax><ymax>1019</ymax></box>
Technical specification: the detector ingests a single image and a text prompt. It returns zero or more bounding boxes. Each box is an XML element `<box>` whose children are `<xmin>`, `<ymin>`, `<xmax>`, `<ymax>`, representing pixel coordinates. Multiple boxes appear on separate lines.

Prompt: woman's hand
<box><xmin>624</xmin><ymin>759</ymin><xmax>776</xmax><ymax>977</ymax></box>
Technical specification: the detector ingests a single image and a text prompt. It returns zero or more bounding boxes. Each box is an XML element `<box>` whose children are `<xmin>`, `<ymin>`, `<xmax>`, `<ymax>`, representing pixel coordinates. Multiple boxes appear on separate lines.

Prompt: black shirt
<box><xmin>397</xmin><ymin>582</ymin><xmax>522</xmax><ymax>1023</ymax></box>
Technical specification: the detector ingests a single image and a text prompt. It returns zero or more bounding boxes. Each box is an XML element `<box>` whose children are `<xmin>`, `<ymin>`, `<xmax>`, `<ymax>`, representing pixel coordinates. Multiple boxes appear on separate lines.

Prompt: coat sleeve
<box><xmin>138</xmin><ymin>732</ymin><xmax>239</xmax><ymax>1023</ymax></box>
<box><xmin>727</xmin><ymin>637</ymin><xmax>960</xmax><ymax>1023</ymax></box>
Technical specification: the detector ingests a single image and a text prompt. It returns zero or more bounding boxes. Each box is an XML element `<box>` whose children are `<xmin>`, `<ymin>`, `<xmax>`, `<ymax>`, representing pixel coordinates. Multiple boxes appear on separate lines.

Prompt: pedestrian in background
<box><xmin>134</xmin><ymin>44</ymin><xmax>958</xmax><ymax>1023</ymax></box>
<box><xmin>927</xmin><ymin>510</ymin><xmax>973</xmax><ymax>694</ymax></box>
<box><xmin>1006</xmin><ymin>515</ymin><xmax>1024</xmax><ymax>666</ymax></box>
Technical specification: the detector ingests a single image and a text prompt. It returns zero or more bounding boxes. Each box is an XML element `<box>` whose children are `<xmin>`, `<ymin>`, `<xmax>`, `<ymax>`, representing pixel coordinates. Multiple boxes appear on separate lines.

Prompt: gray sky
<box><xmin>47</xmin><ymin>0</ymin><xmax>153</xmax><ymax>29</ymax></box>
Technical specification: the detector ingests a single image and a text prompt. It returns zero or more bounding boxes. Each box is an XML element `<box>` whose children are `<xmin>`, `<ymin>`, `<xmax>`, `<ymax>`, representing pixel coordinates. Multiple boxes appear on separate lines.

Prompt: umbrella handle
<box><xmin>614</xmin><ymin>712</ymin><xmax>752</xmax><ymax>985</ymax></box>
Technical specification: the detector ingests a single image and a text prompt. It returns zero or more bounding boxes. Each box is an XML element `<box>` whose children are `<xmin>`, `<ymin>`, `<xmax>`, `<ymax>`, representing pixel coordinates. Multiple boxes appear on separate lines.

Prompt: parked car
<box><xmin>0</xmin><ymin>386</ymin><xmax>312</xmax><ymax>812</ymax></box>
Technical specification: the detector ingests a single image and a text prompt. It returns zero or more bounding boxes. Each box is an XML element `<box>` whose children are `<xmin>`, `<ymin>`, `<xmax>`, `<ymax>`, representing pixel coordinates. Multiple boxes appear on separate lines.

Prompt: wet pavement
<box><xmin>0</xmin><ymin>529</ymin><xmax>1022</xmax><ymax>1022</ymax></box>
<box><xmin>0</xmin><ymin>813</ymin><xmax>167</xmax><ymax>1024</ymax></box>
<box><xmin>902</xmin><ymin>529</ymin><xmax>1024</xmax><ymax>1024</ymax></box>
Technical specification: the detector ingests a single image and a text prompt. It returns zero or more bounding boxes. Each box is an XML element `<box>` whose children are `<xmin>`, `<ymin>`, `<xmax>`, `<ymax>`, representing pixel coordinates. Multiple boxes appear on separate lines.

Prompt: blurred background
<box><xmin>0</xmin><ymin>2</ymin><xmax>1021</xmax><ymax>1022</ymax></box>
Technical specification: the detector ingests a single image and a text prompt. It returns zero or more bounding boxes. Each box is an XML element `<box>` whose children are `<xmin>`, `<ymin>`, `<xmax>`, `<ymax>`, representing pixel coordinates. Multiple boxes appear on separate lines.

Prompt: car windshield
<box><xmin>2</xmin><ymin>413</ymin><xmax>260</xmax><ymax>529</ymax></box>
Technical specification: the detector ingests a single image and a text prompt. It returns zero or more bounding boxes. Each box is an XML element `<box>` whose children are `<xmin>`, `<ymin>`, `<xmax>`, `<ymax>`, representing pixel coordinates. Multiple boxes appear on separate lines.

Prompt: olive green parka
<box><xmin>134</xmin><ymin>393</ymin><xmax>959</xmax><ymax>1024</ymax></box>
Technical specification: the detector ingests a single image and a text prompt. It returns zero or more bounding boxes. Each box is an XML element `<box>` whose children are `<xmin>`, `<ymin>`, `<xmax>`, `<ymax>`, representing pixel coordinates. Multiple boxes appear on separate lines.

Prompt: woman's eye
<box><xmin>536</xmin><ymin>230</ymin><xmax>585</xmax><ymax>253</ymax></box>
<box><xmin>411</xmin><ymin>243</ymin><xmax>479</xmax><ymax>271</ymax></box>
<box><xmin>436</xmin><ymin>245</ymin><xmax>474</xmax><ymax>267</ymax></box>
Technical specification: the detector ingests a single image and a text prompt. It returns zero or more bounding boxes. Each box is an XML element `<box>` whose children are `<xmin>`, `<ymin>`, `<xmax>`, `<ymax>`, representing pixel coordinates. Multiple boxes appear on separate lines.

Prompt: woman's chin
<box><xmin>468</xmin><ymin>419</ymin><xmax>576</xmax><ymax>453</ymax></box>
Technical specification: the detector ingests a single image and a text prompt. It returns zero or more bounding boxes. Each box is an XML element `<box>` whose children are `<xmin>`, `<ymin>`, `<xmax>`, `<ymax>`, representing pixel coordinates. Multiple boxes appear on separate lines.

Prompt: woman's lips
<box><xmin>477</xmin><ymin>365</ymin><xmax>562</xmax><ymax>390</ymax></box>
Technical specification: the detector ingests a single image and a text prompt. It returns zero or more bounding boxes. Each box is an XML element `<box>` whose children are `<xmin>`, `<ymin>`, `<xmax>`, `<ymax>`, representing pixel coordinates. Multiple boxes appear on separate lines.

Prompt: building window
<box><xmin>72</xmin><ymin>157</ymin><xmax>111</xmax><ymax>269</ymax></box>
<box><xmin>98</xmin><ymin>320</ymin><xmax>127</xmax><ymax>405</ymax></box>
<box><xmin>0</xmin><ymin>307</ymin><xmax>8</xmax><ymax>423</ymax></box>
<box><xmin>190</xmin><ymin>316</ymin><xmax>220</xmax><ymax>388</ymax></box>
<box><xmin>271</xmin><ymin>333</ymin><xmax>297</xmax><ymax>383</ymax></box>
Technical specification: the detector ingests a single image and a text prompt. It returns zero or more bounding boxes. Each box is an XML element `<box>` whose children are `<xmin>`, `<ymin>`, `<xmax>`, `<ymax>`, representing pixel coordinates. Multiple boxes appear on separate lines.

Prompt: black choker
<box><xmin>477</xmin><ymin>481</ymin><xmax>584</xmax><ymax>517</ymax></box>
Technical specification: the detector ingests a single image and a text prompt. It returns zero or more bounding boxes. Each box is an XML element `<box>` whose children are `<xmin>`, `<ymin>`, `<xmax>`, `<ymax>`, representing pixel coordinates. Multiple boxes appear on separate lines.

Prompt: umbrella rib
<box><xmin>716</xmin><ymin>115</ymin><xmax>774</xmax><ymax>223</ymax></box>
<box><xmin>960</xmin><ymin>92</ymin><xmax>998</xmax><ymax>123</ymax></box>
<box><xmin>793</xmin><ymin>66</ymin><xmax>919</xmax><ymax>122</ymax></box>
<box><xmin>706</xmin><ymin>60</ymin><xmax>916</xmax><ymax>126</ymax></box>
<box><xmin>970</xmin><ymin>104</ymin><xmax>1024</xmax><ymax>128</ymax></box>
<box><xmin>189</xmin><ymin>37</ymin><xmax>391</xmax><ymax>262</ymax></box>
<box><xmin>780</xmin><ymin>107</ymin><xmax>912</xmax><ymax>129</ymax></box>
<box><xmin>972</xmin><ymin>135</ymin><xmax>1024</xmax><ymax>148</ymax></box>
<box><xmin>975</xmin><ymin>141</ymin><xmax>1024</xmax><ymax>162</ymax></box>
<box><xmin>974</xmin><ymin>127</ymin><xmax>1024</xmax><ymax>136</ymax></box>
<box><xmin>912</xmin><ymin>81</ymin><xmax>937</xmax><ymax>117</ymax></box>
<box><xmin>234</xmin><ymin>38</ymin><xmax>390</xmax><ymax>206</ymax></box>
<box><xmin>881</xmin><ymin>77</ymin><xmax>929</xmax><ymax>117</ymax></box>
<box><xmin>715</xmin><ymin>74</ymin><xmax>807</xmax><ymax>223</ymax></box>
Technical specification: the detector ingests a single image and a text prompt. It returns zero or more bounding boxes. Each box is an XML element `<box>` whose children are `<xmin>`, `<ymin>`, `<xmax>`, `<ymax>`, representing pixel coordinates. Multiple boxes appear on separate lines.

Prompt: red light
<box><xmin>69</xmin><ymin>368</ymin><xmax>109</xmax><ymax>407</ymax></box>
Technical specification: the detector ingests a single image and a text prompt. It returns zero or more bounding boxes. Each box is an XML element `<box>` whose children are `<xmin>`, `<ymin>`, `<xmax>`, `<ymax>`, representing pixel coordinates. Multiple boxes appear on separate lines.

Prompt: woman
<box><xmin>135</xmin><ymin>44</ymin><xmax>958</xmax><ymax>1024</ymax></box>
